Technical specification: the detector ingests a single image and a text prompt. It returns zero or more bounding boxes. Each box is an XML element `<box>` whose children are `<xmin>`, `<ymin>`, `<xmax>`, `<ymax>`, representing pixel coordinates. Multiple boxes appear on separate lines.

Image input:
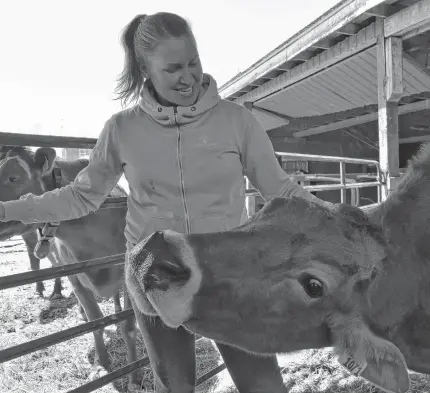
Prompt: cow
<box><xmin>126</xmin><ymin>143</ymin><xmax>430</xmax><ymax>393</ymax></box>
<box><xmin>0</xmin><ymin>210</ymin><xmax>64</xmax><ymax>300</ymax></box>
<box><xmin>0</xmin><ymin>146</ymin><xmax>140</xmax><ymax>392</ymax></box>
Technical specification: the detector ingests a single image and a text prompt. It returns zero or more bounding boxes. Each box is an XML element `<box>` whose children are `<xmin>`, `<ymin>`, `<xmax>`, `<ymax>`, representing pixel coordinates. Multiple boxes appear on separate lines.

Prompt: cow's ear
<box><xmin>34</xmin><ymin>148</ymin><xmax>56</xmax><ymax>176</ymax></box>
<box><xmin>333</xmin><ymin>319</ymin><xmax>410</xmax><ymax>393</ymax></box>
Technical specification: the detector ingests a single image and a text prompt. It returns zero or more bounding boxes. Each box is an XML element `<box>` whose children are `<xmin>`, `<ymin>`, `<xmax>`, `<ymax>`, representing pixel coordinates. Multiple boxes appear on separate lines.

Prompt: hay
<box><xmin>0</xmin><ymin>239</ymin><xmax>429</xmax><ymax>393</ymax></box>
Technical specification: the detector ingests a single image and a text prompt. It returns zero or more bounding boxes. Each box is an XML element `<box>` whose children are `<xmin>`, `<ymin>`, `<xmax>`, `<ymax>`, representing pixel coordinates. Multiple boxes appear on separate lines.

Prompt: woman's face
<box><xmin>145</xmin><ymin>36</ymin><xmax>203</xmax><ymax>107</ymax></box>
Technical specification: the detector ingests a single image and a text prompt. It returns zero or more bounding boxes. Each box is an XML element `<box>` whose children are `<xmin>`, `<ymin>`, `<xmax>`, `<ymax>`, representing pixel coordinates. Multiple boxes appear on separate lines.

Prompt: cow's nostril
<box><xmin>143</xmin><ymin>256</ymin><xmax>191</xmax><ymax>292</ymax></box>
<box><xmin>139</xmin><ymin>232</ymin><xmax>191</xmax><ymax>292</ymax></box>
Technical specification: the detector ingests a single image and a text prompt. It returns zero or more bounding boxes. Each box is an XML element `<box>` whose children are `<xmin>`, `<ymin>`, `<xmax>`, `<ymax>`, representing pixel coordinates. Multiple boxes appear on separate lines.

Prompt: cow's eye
<box><xmin>8</xmin><ymin>176</ymin><xmax>19</xmax><ymax>183</ymax></box>
<box><xmin>300</xmin><ymin>276</ymin><xmax>324</xmax><ymax>298</ymax></box>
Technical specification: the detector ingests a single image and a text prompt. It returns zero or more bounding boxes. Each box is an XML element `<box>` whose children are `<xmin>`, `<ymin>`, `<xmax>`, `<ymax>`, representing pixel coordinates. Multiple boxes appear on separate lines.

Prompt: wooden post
<box><xmin>376</xmin><ymin>20</ymin><xmax>403</xmax><ymax>200</ymax></box>
<box><xmin>245</xmin><ymin>177</ymin><xmax>256</xmax><ymax>218</ymax></box>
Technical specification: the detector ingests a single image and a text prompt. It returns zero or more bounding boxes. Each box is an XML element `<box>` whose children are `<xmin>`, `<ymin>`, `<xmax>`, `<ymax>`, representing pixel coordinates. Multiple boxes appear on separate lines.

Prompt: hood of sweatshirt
<box><xmin>138</xmin><ymin>73</ymin><xmax>221</xmax><ymax>126</ymax></box>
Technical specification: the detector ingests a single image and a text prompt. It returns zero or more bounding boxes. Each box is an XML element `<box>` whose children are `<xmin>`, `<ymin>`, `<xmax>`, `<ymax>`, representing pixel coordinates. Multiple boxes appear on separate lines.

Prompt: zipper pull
<box><xmin>173</xmin><ymin>107</ymin><xmax>178</xmax><ymax>123</ymax></box>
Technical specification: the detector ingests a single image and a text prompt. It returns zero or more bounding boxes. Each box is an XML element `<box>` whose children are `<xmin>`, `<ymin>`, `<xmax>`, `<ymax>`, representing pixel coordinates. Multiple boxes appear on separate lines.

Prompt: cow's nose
<box><xmin>132</xmin><ymin>230</ymin><xmax>191</xmax><ymax>292</ymax></box>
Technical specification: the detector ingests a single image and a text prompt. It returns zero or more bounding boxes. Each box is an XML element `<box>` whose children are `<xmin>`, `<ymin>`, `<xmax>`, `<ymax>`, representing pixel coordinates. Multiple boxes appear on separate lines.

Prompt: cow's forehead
<box><xmin>0</xmin><ymin>147</ymin><xmax>34</xmax><ymax>168</ymax></box>
<box><xmin>0</xmin><ymin>155</ymin><xmax>33</xmax><ymax>178</ymax></box>
<box><xmin>255</xmin><ymin>197</ymin><xmax>337</xmax><ymax>232</ymax></box>
<box><xmin>260</xmin><ymin>198</ymin><xmax>386</xmax><ymax>276</ymax></box>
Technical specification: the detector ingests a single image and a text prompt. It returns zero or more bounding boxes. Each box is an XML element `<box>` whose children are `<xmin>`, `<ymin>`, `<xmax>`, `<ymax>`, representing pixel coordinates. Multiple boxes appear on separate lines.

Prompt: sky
<box><xmin>0</xmin><ymin>0</ymin><xmax>341</xmax><ymax>138</ymax></box>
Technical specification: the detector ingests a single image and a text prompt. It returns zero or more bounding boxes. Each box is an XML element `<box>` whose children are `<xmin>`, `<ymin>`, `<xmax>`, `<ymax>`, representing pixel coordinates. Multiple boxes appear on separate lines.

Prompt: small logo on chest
<box><xmin>197</xmin><ymin>136</ymin><xmax>216</xmax><ymax>148</ymax></box>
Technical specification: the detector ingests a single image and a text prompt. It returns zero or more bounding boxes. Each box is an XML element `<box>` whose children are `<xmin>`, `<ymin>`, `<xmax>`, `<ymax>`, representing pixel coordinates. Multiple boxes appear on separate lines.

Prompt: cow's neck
<box><xmin>41</xmin><ymin>165</ymin><xmax>63</xmax><ymax>193</ymax></box>
<box><xmin>31</xmin><ymin>165</ymin><xmax>64</xmax><ymax>258</ymax></box>
<box><xmin>363</xmin><ymin>192</ymin><xmax>430</xmax><ymax>365</ymax></box>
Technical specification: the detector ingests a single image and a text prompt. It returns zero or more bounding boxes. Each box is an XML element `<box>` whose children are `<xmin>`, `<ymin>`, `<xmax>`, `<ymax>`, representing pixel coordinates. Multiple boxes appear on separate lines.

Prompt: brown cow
<box><xmin>126</xmin><ymin>144</ymin><xmax>430</xmax><ymax>393</ymax></box>
<box><xmin>0</xmin><ymin>146</ymin><xmax>140</xmax><ymax>392</ymax></box>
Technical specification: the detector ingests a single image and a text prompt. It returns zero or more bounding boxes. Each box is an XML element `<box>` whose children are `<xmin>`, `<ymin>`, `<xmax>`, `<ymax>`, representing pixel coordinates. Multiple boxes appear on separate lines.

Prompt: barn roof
<box><xmin>219</xmin><ymin>0</ymin><xmax>430</xmax><ymax>140</ymax></box>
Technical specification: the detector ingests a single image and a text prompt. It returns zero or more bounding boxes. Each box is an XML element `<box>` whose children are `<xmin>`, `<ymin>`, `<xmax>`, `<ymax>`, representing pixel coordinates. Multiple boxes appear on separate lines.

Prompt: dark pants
<box><xmin>133</xmin><ymin>307</ymin><xmax>287</xmax><ymax>393</ymax></box>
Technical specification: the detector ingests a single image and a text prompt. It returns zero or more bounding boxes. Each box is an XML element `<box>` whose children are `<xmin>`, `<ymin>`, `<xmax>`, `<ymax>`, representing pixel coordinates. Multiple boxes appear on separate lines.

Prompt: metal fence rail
<box><xmin>0</xmin><ymin>250</ymin><xmax>226</xmax><ymax>393</ymax></box>
<box><xmin>0</xmin><ymin>253</ymin><xmax>126</xmax><ymax>290</ymax></box>
<box><xmin>278</xmin><ymin>151</ymin><xmax>382</xmax><ymax>204</ymax></box>
<box><xmin>246</xmin><ymin>151</ymin><xmax>383</xmax><ymax>216</ymax></box>
<box><xmin>0</xmin><ymin>309</ymin><xmax>133</xmax><ymax>363</ymax></box>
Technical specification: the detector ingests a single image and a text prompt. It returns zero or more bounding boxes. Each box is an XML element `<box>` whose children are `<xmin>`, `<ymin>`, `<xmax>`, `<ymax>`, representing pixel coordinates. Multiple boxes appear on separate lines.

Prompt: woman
<box><xmin>0</xmin><ymin>12</ymin><xmax>331</xmax><ymax>393</ymax></box>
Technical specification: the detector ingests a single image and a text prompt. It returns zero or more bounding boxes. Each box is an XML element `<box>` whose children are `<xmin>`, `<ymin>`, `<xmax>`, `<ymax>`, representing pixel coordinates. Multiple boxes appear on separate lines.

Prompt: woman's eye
<box><xmin>8</xmin><ymin>176</ymin><xmax>19</xmax><ymax>183</ymax></box>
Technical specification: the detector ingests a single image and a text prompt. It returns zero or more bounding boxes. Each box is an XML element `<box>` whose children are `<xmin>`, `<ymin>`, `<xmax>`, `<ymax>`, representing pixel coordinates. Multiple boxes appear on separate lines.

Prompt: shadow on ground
<box><xmin>83</xmin><ymin>329</ymin><xmax>223</xmax><ymax>392</ymax></box>
<box><xmin>38</xmin><ymin>291</ymin><xmax>80</xmax><ymax>324</ymax></box>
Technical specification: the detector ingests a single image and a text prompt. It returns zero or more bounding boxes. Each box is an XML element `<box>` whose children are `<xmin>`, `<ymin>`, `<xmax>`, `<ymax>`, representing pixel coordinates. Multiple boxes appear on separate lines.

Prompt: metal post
<box><xmin>339</xmin><ymin>162</ymin><xmax>347</xmax><ymax>204</ymax></box>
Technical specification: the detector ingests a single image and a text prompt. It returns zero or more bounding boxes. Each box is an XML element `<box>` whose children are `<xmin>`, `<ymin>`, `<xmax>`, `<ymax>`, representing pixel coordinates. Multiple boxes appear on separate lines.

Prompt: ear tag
<box><xmin>338</xmin><ymin>349</ymin><xmax>410</xmax><ymax>393</ymax></box>
<box><xmin>42</xmin><ymin>157</ymin><xmax>49</xmax><ymax>173</ymax></box>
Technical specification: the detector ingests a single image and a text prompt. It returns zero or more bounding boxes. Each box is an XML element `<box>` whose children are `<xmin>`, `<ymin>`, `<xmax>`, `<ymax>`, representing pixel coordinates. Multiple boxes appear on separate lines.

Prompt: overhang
<box><xmin>219</xmin><ymin>0</ymin><xmax>430</xmax><ymax>133</ymax></box>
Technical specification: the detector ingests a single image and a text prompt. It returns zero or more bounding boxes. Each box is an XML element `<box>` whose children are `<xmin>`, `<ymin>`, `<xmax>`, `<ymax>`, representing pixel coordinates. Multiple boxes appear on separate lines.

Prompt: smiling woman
<box><xmin>0</xmin><ymin>11</ymin><xmax>332</xmax><ymax>393</ymax></box>
<box><xmin>115</xmin><ymin>13</ymin><xmax>203</xmax><ymax>108</ymax></box>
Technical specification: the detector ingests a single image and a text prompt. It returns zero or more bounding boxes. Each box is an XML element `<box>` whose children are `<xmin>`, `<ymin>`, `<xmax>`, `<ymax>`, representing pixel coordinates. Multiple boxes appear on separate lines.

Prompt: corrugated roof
<box><xmin>253</xmin><ymin>46</ymin><xmax>430</xmax><ymax>122</ymax></box>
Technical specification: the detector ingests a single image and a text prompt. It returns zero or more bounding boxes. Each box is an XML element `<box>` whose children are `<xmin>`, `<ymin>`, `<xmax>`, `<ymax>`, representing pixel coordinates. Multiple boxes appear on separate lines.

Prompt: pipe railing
<box><xmin>245</xmin><ymin>152</ymin><xmax>383</xmax><ymax>216</ymax></box>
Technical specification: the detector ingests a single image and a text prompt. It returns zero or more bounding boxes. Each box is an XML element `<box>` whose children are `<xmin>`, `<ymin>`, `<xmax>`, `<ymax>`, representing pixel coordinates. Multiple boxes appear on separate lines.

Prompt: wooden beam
<box><xmin>291</xmin><ymin>50</ymin><xmax>315</xmax><ymax>62</ymax></box>
<box><xmin>292</xmin><ymin>99</ymin><xmax>430</xmax><ymax>137</ymax></box>
<box><xmin>244</xmin><ymin>102</ymin><xmax>292</xmax><ymax>124</ymax></box>
<box><xmin>364</xmin><ymin>4</ymin><xmax>393</xmax><ymax>17</ymax></box>
<box><xmin>399</xmin><ymin>135</ymin><xmax>430</xmax><ymax>144</ymax></box>
<box><xmin>311</xmin><ymin>37</ymin><xmax>338</xmax><ymax>49</ymax></box>
<box><xmin>376</xmin><ymin>20</ymin><xmax>402</xmax><ymax>199</ymax></box>
<box><xmin>384</xmin><ymin>0</ymin><xmax>430</xmax><ymax>38</ymax></box>
<box><xmin>337</xmin><ymin>24</ymin><xmax>361</xmax><ymax>35</ymax></box>
<box><xmin>0</xmin><ymin>132</ymin><xmax>97</xmax><ymax>149</ymax></box>
<box><xmin>385</xmin><ymin>37</ymin><xmax>404</xmax><ymax>102</ymax></box>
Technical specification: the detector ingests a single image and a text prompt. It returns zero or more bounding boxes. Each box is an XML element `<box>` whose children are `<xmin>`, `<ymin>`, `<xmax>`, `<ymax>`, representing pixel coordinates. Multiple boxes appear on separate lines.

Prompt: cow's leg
<box><xmin>23</xmin><ymin>232</ymin><xmax>64</xmax><ymax>299</ymax></box>
<box><xmin>67</xmin><ymin>275</ymin><xmax>110</xmax><ymax>375</ymax></box>
<box><xmin>77</xmin><ymin>303</ymin><xmax>88</xmax><ymax>322</ymax></box>
<box><xmin>22</xmin><ymin>232</ymin><xmax>45</xmax><ymax>297</ymax></box>
<box><xmin>50</xmin><ymin>276</ymin><xmax>64</xmax><ymax>300</ymax></box>
<box><xmin>113</xmin><ymin>291</ymin><xmax>140</xmax><ymax>392</ymax></box>
<box><xmin>29</xmin><ymin>249</ymin><xmax>45</xmax><ymax>296</ymax></box>
<box><xmin>132</xmin><ymin>304</ymin><xmax>196</xmax><ymax>393</ymax></box>
<box><xmin>45</xmin><ymin>250</ymin><xmax>63</xmax><ymax>300</ymax></box>
<box><xmin>216</xmin><ymin>343</ymin><xmax>287</xmax><ymax>393</ymax></box>
<box><xmin>45</xmin><ymin>246</ymin><xmax>64</xmax><ymax>300</ymax></box>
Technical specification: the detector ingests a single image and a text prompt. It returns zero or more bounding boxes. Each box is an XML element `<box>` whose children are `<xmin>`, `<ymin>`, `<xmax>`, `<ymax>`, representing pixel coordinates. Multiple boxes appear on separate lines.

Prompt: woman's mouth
<box><xmin>177</xmin><ymin>86</ymin><xmax>193</xmax><ymax>97</ymax></box>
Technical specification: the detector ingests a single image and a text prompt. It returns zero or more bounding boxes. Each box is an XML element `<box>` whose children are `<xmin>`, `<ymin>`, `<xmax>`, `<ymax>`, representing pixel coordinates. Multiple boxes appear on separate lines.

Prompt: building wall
<box><xmin>62</xmin><ymin>148</ymin><xmax>92</xmax><ymax>160</ymax></box>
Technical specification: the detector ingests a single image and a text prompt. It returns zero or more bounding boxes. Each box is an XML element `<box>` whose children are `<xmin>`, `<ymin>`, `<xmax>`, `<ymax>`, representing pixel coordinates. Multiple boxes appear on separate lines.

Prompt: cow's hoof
<box><xmin>88</xmin><ymin>365</ymin><xmax>108</xmax><ymax>381</ymax></box>
<box><xmin>127</xmin><ymin>381</ymin><xmax>143</xmax><ymax>392</ymax></box>
<box><xmin>140</xmin><ymin>381</ymin><xmax>153</xmax><ymax>392</ymax></box>
<box><xmin>77</xmin><ymin>312</ymin><xmax>88</xmax><ymax>323</ymax></box>
<box><xmin>49</xmin><ymin>293</ymin><xmax>63</xmax><ymax>300</ymax></box>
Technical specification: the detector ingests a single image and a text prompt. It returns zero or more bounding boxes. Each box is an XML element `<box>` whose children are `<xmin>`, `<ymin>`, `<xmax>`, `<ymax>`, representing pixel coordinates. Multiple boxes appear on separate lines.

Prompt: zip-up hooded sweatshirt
<box><xmin>1</xmin><ymin>74</ymin><xmax>328</xmax><ymax>249</ymax></box>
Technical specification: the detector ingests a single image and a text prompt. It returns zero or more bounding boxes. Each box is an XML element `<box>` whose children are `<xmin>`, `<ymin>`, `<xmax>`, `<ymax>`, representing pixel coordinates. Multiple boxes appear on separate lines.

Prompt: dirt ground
<box><xmin>0</xmin><ymin>238</ymin><xmax>429</xmax><ymax>393</ymax></box>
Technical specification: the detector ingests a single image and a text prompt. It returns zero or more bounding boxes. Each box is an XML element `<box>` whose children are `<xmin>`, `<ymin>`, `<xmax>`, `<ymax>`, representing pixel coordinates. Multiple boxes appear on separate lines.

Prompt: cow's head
<box><xmin>126</xmin><ymin>197</ymin><xmax>410</xmax><ymax>393</ymax></box>
<box><xmin>0</xmin><ymin>146</ymin><xmax>57</xmax><ymax>238</ymax></box>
